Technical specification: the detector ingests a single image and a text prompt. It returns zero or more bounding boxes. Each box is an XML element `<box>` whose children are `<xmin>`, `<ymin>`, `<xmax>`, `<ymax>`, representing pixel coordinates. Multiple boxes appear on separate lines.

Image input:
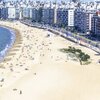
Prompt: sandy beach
<box><xmin>0</xmin><ymin>21</ymin><xmax>100</xmax><ymax>100</ymax></box>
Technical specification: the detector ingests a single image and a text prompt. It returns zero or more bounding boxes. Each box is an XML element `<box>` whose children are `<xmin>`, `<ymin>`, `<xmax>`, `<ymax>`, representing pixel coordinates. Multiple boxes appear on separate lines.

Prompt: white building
<box><xmin>8</xmin><ymin>7</ymin><xmax>16</xmax><ymax>19</ymax></box>
<box><xmin>68</xmin><ymin>9</ymin><xmax>75</xmax><ymax>27</ymax></box>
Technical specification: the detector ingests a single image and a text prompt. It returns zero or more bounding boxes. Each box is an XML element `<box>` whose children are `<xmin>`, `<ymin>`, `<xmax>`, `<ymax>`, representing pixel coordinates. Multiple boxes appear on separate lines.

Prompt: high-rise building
<box><xmin>56</xmin><ymin>8</ymin><xmax>74</xmax><ymax>28</ymax></box>
<box><xmin>32</xmin><ymin>7</ymin><xmax>43</xmax><ymax>23</ymax></box>
<box><xmin>22</xmin><ymin>7</ymin><xmax>31</xmax><ymax>19</ymax></box>
<box><xmin>75</xmin><ymin>9</ymin><xmax>95</xmax><ymax>33</ymax></box>
<box><xmin>1</xmin><ymin>7</ymin><xmax>8</xmax><ymax>19</ymax></box>
<box><xmin>68</xmin><ymin>9</ymin><xmax>75</xmax><ymax>27</ymax></box>
<box><xmin>91</xmin><ymin>11</ymin><xmax>100</xmax><ymax>36</ymax></box>
<box><xmin>36</xmin><ymin>7</ymin><xmax>43</xmax><ymax>23</ymax></box>
<box><xmin>42</xmin><ymin>7</ymin><xmax>55</xmax><ymax>25</ymax></box>
<box><xmin>57</xmin><ymin>8</ymin><xmax>68</xmax><ymax>27</ymax></box>
<box><xmin>32</xmin><ymin>8</ymin><xmax>37</xmax><ymax>22</ymax></box>
<box><xmin>8</xmin><ymin>7</ymin><xmax>16</xmax><ymax>19</ymax></box>
<box><xmin>15</xmin><ymin>8</ymin><xmax>20</xmax><ymax>20</ymax></box>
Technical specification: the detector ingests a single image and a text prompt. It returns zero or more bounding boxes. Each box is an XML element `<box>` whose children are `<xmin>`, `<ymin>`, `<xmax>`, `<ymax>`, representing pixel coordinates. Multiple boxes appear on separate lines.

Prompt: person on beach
<box><xmin>20</xmin><ymin>90</ymin><xmax>22</xmax><ymax>94</ymax></box>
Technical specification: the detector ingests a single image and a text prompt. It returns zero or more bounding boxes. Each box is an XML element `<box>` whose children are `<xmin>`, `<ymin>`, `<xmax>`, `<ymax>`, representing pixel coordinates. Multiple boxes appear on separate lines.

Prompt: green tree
<box><xmin>60</xmin><ymin>46</ymin><xmax>91</xmax><ymax>65</ymax></box>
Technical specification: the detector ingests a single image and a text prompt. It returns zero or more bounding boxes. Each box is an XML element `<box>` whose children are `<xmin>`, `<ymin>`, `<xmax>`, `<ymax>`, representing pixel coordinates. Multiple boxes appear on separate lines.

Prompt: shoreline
<box><xmin>0</xmin><ymin>25</ymin><xmax>22</xmax><ymax>63</ymax></box>
<box><xmin>0</xmin><ymin>21</ymin><xmax>100</xmax><ymax>100</ymax></box>
<box><xmin>0</xmin><ymin>26</ymin><xmax>15</xmax><ymax>62</ymax></box>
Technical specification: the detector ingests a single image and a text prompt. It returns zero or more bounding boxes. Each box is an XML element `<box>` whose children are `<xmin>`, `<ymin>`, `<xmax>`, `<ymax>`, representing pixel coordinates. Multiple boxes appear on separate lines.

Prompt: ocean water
<box><xmin>0</xmin><ymin>27</ymin><xmax>11</xmax><ymax>51</ymax></box>
<box><xmin>0</xmin><ymin>26</ymin><xmax>15</xmax><ymax>61</ymax></box>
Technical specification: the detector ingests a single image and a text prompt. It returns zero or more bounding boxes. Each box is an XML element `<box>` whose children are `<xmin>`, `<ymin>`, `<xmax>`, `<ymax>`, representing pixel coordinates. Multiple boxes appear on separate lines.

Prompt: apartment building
<box><xmin>42</xmin><ymin>7</ymin><xmax>55</xmax><ymax>25</ymax></box>
<box><xmin>75</xmin><ymin>9</ymin><xmax>95</xmax><ymax>33</ymax></box>
<box><xmin>91</xmin><ymin>11</ymin><xmax>100</xmax><ymax>36</ymax></box>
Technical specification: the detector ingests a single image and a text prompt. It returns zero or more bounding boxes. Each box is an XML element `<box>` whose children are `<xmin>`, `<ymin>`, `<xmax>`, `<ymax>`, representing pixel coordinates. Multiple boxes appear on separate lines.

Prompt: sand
<box><xmin>0</xmin><ymin>21</ymin><xmax>99</xmax><ymax>100</ymax></box>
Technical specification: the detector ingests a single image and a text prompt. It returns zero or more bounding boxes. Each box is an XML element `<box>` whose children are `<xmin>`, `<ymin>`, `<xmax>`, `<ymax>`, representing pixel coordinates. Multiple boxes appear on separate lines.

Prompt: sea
<box><xmin>0</xmin><ymin>26</ymin><xmax>15</xmax><ymax>61</ymax></box>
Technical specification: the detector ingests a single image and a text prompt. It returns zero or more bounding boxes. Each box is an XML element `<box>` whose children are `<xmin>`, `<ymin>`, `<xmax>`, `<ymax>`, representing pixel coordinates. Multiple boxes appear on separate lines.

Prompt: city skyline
<box><xmin>4</xmin><ymin>0</ymin><xmax>95</xmax><ymax>2</ymax></box>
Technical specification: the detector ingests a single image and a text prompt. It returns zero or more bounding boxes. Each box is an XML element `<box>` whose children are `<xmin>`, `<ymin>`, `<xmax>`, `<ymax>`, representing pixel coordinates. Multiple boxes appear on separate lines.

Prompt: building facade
<box><xmin>22</xmin><ymin>7</ymin><xmax>32</xmax><ymax>19</ymax></box>
<box><xmin>32</xmin><ymin>8</ymin><xmax>37</xmax><ymax>22</ymax></box>
<box><xmin>36</xmin><ymin>7</ymin><xmax>43</xmax><ymax>23</ymax></box>
<box><xmin>91</xmin><ymin>12</ymin><xmax>100</xmax><ymax>36</ymax></box>
<box><xmin>68</xmin><ymin>9</ymin><xmax>74</xmax><ymax>27</ymax></box>
<box><xmin>0</xmin><ymin>7</ymin><xmax>8</xmax><ymax>19</ymax></box>
<box><xmin>57</xmin><ymin>8</ymin><xmax>68</xmax><ymax>27</ymax></box>
<box><xmin>75</xmin><ymin>9</ymin><xmax>95</xmax><ymax>33</ymax></box>
<box><xmin>42</xmin><ymin>7</ymin><xmax>55</xmax><ymax>25</ymax></box>
<box><xmin>32</xmin><ymin>7</ymin><xmax>43</xmax><ymax>23</ymax></box>
<box><xmin>8</xmin><ymin>7</ymin><xmax>16</xmax><ymax>19</ymax></box>
<box><xmin>56</xmin><ymin>8</ymin><xmax>74</xmax><ymax>28</ymax></box>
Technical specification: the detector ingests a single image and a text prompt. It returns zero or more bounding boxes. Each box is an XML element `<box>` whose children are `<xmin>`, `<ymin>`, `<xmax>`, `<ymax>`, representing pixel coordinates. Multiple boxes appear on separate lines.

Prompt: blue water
<box><xmin>0</xmin><ymin>27</ymin><xmax>11</xmax><ymax>52</ymax></box>
<box><xmin>0</xmin><ymin>26</ymin><xmax>15</xmax><ymax>61</ymax></box>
